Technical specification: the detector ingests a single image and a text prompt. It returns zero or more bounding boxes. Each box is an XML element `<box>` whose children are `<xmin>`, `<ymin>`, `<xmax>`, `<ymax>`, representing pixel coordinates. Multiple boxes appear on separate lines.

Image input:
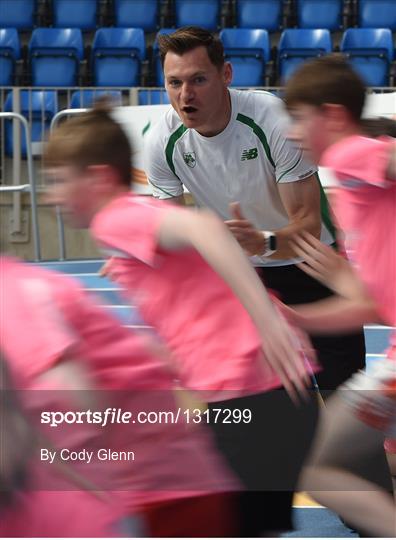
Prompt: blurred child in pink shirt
<box><xmin>43</xmin><ymin>102</ymin><xmax>318</xmax><ymax>536</ymax></box>
<box><xmin>284</xmin><ymin>55</ymin><xmax>395</xmax><ymax>537</ymax></box>
<box><xmin>0</xmin><ymin>256</ymin><xmax>239</xmax><ymax>537</ymax></box>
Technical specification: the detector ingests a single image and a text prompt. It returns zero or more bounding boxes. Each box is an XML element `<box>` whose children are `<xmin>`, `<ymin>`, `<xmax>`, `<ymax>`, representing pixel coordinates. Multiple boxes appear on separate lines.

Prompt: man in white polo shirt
<box><xmin>145</xmin><ymin>26</ymin><xmax>365</xmax><ymax>394</ymax></box>
<box><xmin>144</xmin><ymin>26</ymin><xmax>367</xmax><ymax>535</ymax></box>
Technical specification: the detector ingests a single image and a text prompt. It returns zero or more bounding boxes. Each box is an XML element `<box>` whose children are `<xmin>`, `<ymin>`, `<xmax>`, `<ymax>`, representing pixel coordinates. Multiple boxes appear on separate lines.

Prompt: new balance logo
<box><xmin>241</xmin><ymin>148</ymin><xmax>258</xmax><ymax>161</ymax></box>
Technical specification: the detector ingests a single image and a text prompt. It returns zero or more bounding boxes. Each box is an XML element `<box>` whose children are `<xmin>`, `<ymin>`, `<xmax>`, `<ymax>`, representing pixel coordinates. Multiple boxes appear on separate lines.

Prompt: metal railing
<box><xmin>0</xmin><ymin>86</ymin><xmax>175</xmax><ymax>186</ymax></box>
<box><xmin>0</xmin><ymin>112</ymin><xmax>41</xmax><ymax>260</ymax></box>
<box><xmin>50</xmin><ymin>108</ymin><xmax>88</xmax><ymax>260</ymax></box>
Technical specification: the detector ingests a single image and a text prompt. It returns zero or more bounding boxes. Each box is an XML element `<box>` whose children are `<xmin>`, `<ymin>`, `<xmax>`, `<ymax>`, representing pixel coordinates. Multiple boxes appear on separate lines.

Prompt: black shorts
<box><xmin>257</xmin><ymin>264</ymin><xmax>366</xmax><ymax>392</ymax></box>
<box><xmin>207</xmin><ymin>389</ymin><xmax>319</xmax><ymax>535</ymax></box>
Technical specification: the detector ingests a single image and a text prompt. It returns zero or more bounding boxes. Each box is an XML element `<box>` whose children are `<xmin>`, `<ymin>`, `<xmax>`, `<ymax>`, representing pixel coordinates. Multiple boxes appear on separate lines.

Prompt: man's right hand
<box><xmin>225</xmin><ymin>202</ymin><xmax>266</xmax><ymax>255</ymax></box>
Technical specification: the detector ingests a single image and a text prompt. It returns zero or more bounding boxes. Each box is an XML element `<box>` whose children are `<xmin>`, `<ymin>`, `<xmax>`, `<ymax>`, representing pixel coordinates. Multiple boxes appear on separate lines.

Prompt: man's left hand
<box><xmin>225</xmin><ymin>202</ymin><xmax>265</xmax><ymax>256</ymax></box>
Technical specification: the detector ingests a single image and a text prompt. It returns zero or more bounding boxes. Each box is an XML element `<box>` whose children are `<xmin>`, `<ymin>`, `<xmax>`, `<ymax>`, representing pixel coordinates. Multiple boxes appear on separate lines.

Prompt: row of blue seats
<box><xmin>1</xmin><ymin>26</ymin><xmax>394</xmax><ymax>88</ymax></box>
<box><xmin>0</xmin><ymin>27</ymin><xmax>146</xmax><ymax>87</ymax></box>
<box><xmin>0</xmin><ymin>0</ymin><xmax>166</xmax><ymax>32</ymax></box>
<box><xmin>1</xmin><ymin>89</ymin><xmax>169</xmax><ymax>156</ymax></box>
<box><xmin>159</xmin><ymin>26</ymin><xmax>395</xmax><ymax>87</ymax></box>
<box><xmin>1</xmin><ymin>1</ymin><xmax>396</xmax><ymax>33</ymax></box>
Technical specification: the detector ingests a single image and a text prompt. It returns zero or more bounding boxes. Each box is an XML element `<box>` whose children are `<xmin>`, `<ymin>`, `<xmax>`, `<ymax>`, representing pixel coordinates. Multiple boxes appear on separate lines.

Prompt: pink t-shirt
<box><xmin>1</xmin><ymin>257</ymin><xmax>238</xmax><ymax>513</ymax></box>
<box><xmin>91</xmin><ymin>195</ymin><xmax>309</xmax><ymax>401</ymax></box>
<box><xmin>0</xmin><ymin>256</ymin><xmax>172</xmax><ymax>390</ymax></box>
<box><xmin>321</xmin><ymin>136</ymin><xmax>396</xmax><ymax>328</ymax></box>
<box><xmin>0</xmin><ymin>483</ymin><xmax>122</xmax><ymax>538</ymax></box>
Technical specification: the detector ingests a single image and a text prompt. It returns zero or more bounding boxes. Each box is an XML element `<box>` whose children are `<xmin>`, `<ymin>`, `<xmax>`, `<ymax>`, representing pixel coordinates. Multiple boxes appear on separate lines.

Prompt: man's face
<box><xmin>45</xmin><ymin>165</ymin><xmax>95</xmax><ymax>228</ymax></box>
<box><xmin>163</xmin><ymin>46</ymin><xmax>232</xmax><ymax>135</ymax></box>
<box><xmin>287</xmin><ymin>104</ymin><xmax>329</xmax><ymax>163</ymax></box>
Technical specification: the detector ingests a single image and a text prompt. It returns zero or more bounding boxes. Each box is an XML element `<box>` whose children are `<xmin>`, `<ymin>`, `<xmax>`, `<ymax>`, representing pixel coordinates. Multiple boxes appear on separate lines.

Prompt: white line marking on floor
<box><xmin>365</xmin><ymin>325</ymin><xmax>395</xmax><ymax>330</ymax></box>
<box><xmin>70</xmin><ymin>273</ymin><xmax>100</xmax><ymax>277</ymax></box>
<box><xmin>124</xmin><ymin>325</ymin><xmax>152</xmax><ymax>329</ymax></box>
<box><xmin>36</xmin><ymin>260</ymin><xmax>104</xmax><ymax>265</ymax></box>
<box><xmin>85</xmin><ymin>288</ymin><xmax>122</xmax><ymax>292</ymax></box>
<box><xmin>293</xmin><ymin>505</ymin><xmax>325</xmax><ymax>509</ymax></box>
<box><xmin>100</xmin><ymin>305</ymin><xmax>131</xmax><ymax>309</ymax></box>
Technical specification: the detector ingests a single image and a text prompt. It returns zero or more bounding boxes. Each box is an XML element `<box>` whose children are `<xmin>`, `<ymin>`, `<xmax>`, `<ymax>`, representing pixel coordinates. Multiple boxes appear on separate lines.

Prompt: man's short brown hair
<box><xmin>284</xmin><ymin>55</ymin><xmax>366</xmax><ymax>123</ymax></box>
<box><xmin>158</xmin><ymin>26</ymin><xmax>225</xmax><ymax>69</ymax></box>
<box><xmin>44</xmin><ymin>100</ymin><xmax>132</xmax><ymax>186</ymax></box>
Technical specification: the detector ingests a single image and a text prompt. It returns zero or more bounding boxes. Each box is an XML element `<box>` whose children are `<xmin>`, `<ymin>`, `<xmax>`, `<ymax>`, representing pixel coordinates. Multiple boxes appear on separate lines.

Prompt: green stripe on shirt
<box><xmin>277</xmin><ymin>151</ymin><xmax>303</xmax><ymax>183</ymax></box>
<box><xmin>316</xmin><ymin>173</ymin><xmax>337</xmax><ymax>243</ymax></box>
<box><xmin>165</xmin><ymin>124</ymin><xmax>187</xmax><ymax>178</ymax></box>
<box><xmin>236</xmin><ymin>113</ymin><xmax>275</xmax><ymax>168</ymax></box>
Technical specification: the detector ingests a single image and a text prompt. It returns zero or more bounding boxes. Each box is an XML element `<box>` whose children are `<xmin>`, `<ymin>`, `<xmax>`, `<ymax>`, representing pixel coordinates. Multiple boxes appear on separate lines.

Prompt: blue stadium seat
<box><xmin>358</xmin><ymin>0</ymin><xmax>396</xmax><ymax>31</ymax></box>
<box><xmin>175</xmin><ymin>0</ymin><xmax>220</xmax><ymax>30</ymax></box>
<box><xmin>278</xmin><ymin>29</ymin><xmax>332</xmax><ymax>83</ymax></box>
<box><xmin>70</xmin><ymin>90</ymin><xmax>123</xmax><ymax>108</ymax></box>
<box><xmin>0</xmin><ymin>0</ymin><xmax>36</xmax><ymax>30</ymax></box>
<box><xmin>236</xmin><ymin>0</ymin><xmax>282</xmax><ymax>31</ymax></box>
<box><xmin>296</xmin><ymin>0</ymin><xmax>343</xmax><ymax>30</ymax></box>
<box><xmin>92</xmin><ymin>28</ymin><xmax>145</xmax><ymax>87</ymax></box>
<box><xmin>153</xmin><ymin>28</ymin><xmax>175</xmax><ymax>86</ymax></box>
<box><xmin>138</xmin><ymin>89</ymin><xmax>170</xmax><ymax>105</ymax></box>
<box><xmin>220</xmin><ymin>29</ymin><xmax>270</xmax><ymax>86</ymax></box>
<box><xmin>114</xmin><ymin>0</ymin><xmax>158</xmax><ymax>31</ymax></box>
<box><xmin>340</xmin><ymin>28</ymin><xmax>393</xmax><ymax>87</ymax></box>
<box><xmin>52</xmin><ymin>0</ymin><xmax>98</xmax><ymax>30</ymax></box>
<box><xmin>29</xmin><ymin>28</ymin><xmax>84</xmax><ymax>86</ymax></box>
<box><xmin>4</xmin><ymin>90</ymin><xmax>58</xmax><ymax>157</ymax></box>
<box><xmin>0</xmin><ymin>28</ymin><xmax>21</xmax><ymax>85</ymax></box>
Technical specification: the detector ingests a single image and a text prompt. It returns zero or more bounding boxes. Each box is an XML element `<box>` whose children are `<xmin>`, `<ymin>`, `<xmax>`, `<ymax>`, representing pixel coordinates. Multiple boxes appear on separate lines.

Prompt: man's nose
<box><xmin>180</xmin><ymin>82</ymin><xmax>194</xmax><ymax>102</ymax></box>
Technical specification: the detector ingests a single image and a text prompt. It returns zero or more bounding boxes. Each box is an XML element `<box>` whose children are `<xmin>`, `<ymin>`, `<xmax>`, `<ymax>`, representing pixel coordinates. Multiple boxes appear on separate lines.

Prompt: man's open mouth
<box><xmin>182</xmin><ymin>106</ymin><xmax>198</xmax><ymax>113</ymax></box>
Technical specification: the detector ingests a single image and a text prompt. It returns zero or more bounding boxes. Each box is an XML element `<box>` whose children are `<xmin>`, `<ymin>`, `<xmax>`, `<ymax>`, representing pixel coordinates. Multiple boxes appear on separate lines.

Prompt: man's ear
<box><xmin>322</xmin><ymin>103</ymin><xmax>351</xmax><ymax>133</ymax></box>
<box><xmin>223</xmin><ymin>61</ymin><xmax>233</xmax><ymax>87</ymax></box>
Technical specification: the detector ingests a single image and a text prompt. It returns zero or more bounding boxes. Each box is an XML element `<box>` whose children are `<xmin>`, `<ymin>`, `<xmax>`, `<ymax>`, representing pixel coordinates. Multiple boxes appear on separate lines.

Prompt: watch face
<box><xmin>269</xmin><ymin>234</ymin><xmax>277</xmax><ymax>251</ymax></box>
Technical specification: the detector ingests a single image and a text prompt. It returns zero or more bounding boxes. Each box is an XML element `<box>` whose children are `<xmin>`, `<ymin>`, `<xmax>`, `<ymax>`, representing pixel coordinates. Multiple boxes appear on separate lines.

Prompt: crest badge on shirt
<box><xmin>183</xmin><ymin>152</ymin><xmax>196</xmax><ymax>168</ymax></box>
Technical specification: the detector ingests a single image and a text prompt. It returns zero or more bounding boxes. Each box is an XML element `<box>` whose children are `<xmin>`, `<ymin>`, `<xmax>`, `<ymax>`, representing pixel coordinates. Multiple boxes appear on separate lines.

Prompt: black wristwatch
<box><xmin>260</xmin><ymin>231</ymin><xmax>277</xmax><ymax>257</ymax></box>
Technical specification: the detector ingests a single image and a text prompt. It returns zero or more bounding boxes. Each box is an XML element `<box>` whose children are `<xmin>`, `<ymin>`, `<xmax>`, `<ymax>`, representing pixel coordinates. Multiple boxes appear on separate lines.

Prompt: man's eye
<box><xmin>168</xmin><ymin>80</ymin><xmax>181</xmax><ymax>87</ymax></box>
<box><xmin>194</xmin><ymin>76</ymin><xmax>206</xmax><ymax>84</ymax></box>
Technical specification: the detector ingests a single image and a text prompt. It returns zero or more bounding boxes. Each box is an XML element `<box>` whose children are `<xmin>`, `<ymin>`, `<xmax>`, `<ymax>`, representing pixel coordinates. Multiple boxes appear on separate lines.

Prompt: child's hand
<box><xmin>292</xmin><ymin>232</ymin><xmax>367</xmax><ymax>301</ymax></box>
<box><xmin>260</xmin><ymin>312</ymin><xmax>313</xmax><ymax>404</ymax></box>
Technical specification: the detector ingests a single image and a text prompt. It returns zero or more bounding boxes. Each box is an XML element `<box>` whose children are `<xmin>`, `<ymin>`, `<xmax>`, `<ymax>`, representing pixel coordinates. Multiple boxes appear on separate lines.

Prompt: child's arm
<box><xmin>292</xmin><ymin>295</ymin><xmax>379</xmax><ymax>334</ymax></box>
<box><xmin>288</xmin><ymin>232</ymin><xmax>380</xmax><ymax>332</ymax></box>
<box><xmin>158</xmin><ymin>208</ymin><xmax>311</xmax><ymax>400</ymax></box>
